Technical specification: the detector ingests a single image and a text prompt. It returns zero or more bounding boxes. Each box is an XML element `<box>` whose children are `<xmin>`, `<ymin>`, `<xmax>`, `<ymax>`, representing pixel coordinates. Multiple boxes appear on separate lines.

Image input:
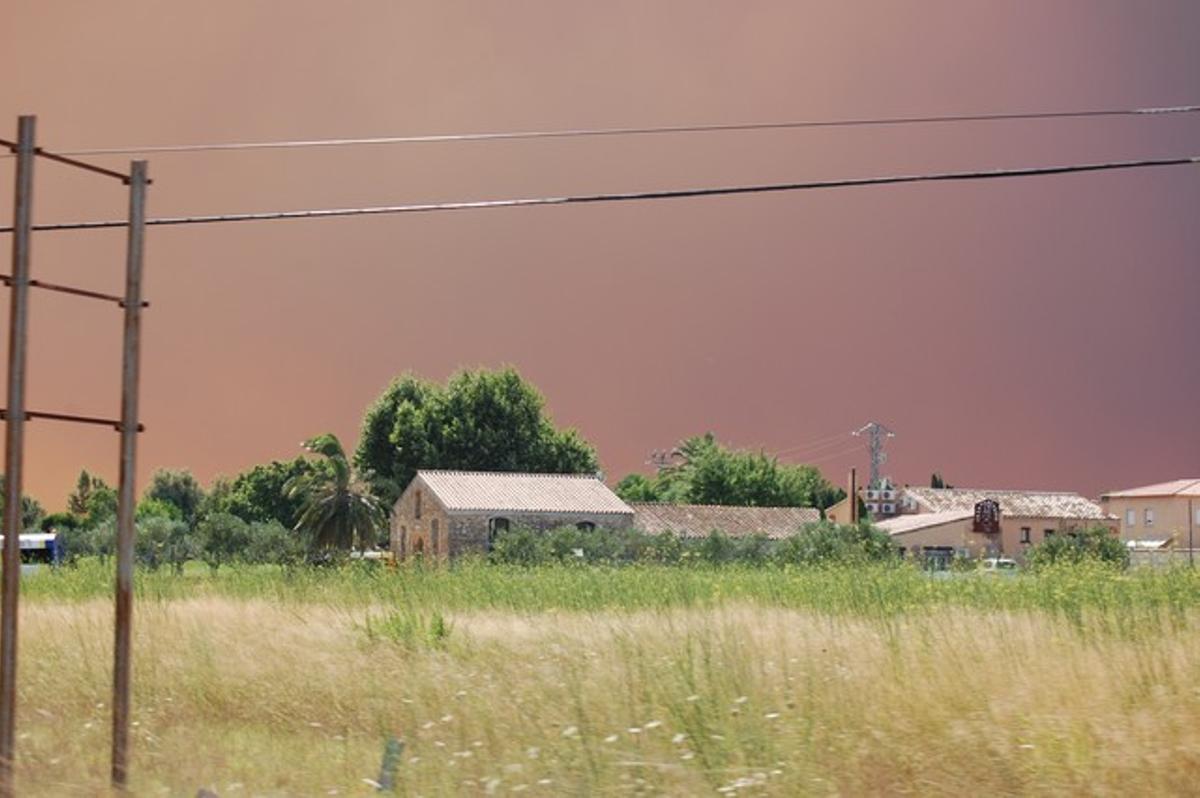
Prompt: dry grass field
<box><xmin>9</xmin><ymin>563</ymin><xmax>1200</xmax><ymax>795</ymax></box>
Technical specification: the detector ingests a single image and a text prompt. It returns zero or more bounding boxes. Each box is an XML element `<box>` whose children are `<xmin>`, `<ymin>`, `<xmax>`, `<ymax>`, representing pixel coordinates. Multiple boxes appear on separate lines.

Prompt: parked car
<box><xmin>980</xmin><ymin>557</ymin><xmax>1018</xmax><ymax>574</ymax></box>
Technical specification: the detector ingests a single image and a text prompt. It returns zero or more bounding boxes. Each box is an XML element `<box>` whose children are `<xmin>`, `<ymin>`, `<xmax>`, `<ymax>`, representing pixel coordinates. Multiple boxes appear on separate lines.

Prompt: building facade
<box><xmin>1099</xmin><ymin>479</ymin><xmax>1200</xmax><ymax>547</ymax></box>
<box><xmin>391</xmin><ymin>470</ymin><xmax>634</xmax><ymax>561</ymax></box>
<box><xmin>886</xmin><ymin>487</ymin><xmax>1117</xmax><ymax>560</ymax></box>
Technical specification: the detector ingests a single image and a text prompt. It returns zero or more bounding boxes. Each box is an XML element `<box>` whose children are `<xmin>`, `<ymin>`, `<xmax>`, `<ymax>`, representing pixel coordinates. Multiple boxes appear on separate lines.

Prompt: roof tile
<box><xmin>416</xmin><ymin>470</ymin><xmax>633</xmax><ymax>515</ymax></box>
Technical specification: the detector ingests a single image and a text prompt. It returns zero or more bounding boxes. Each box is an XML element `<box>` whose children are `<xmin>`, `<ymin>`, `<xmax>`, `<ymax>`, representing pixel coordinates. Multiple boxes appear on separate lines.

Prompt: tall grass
<box><xmin>13</xmin><ymin>597</ymin><xmax>1200</xmax><ymax>795</ymax></box>
<box><xmin>21</xmin><ymin>558</ymin><xmax>1200</xmax><ymax>620</ymax></box>
<box><xmin>10</xmin><ymin>562</ymin><xmax>1200</xmax><ymax>793</ymax></box>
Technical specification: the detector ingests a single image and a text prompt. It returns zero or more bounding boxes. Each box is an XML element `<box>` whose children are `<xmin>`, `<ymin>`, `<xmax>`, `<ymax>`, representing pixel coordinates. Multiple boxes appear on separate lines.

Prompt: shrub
<box><xmin>243</xmin><ymin>520</ymin><xmax>308</xmax><ymax>568</ymax></box>
<box><xmin>197</xmin><ymin>512</ymin><xmax>251</xmax><ymax>572</ymax></box>
<box><xmin>136</xmin><ymin>517</ymin><xmax>196</xmax><ymax>573</ymax></box>
<box><xmin>774</xmin><ymin>522</ymin><xmax>897</xmax><ymax>566</ymax></box>
<box><xmin>1026</xmin><ymin>526</ymin><xmax>1129</xmax><ymax>570</ymax></box>
<box><xmin>489</xmin><ymin>527</ymin><xmax>550</xmax><ymax>566</ymax></box>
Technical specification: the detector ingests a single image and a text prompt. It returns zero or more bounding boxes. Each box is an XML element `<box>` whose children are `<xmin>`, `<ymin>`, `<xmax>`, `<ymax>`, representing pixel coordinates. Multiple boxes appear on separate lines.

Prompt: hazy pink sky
<box><xmin>3</xmin><ymin>1</ymin><xmax>1198</xmax><ymax>508</ymax></box>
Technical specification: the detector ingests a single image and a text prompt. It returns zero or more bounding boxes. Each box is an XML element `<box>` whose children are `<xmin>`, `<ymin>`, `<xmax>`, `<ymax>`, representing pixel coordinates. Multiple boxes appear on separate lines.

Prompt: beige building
<box><xmin>894</xmin><ymin>487</ymin><xmax>1117</xmax><ymax>560</ymax></box>
<box><xmin>391</xmin><ymin>470</ymin><xmax>634</xmax><ymax>561</ymax></box>
<box><xmin>1099</xmin><ymin>479</ymin><xmax>1200</xmax><ymax>547</ymax></box>
<box><xmin>631</xmin><ymin>503</ymin><xmax>820</xmax><ymax>540</ymax></box>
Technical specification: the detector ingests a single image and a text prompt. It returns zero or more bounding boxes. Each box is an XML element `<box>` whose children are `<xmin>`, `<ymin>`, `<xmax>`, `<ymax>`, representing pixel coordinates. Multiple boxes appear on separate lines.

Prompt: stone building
<box><xmin>390</xmin><ymin>470</ymin><xmax>634</xmax><ymax>561</ymax></box>
<box><xmin>631</xmin><ymin>503</ymin><xmax>820</xmax><ymax>540</ymax></box>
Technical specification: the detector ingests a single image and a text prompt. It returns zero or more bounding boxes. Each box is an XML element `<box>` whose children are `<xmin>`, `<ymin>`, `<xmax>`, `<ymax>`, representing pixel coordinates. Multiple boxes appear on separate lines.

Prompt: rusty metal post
<box><xmin>111</xmin><ymin>159</ymin><xmax>147</xmax><ymax>790</ymax></box>
<box><xmin>849</xmin><ymin>468</ymin><xmax>858</xmax><ymax>524</ymax></box>
<box><xmin>0</xmin><ymin>115</ymin><xmax>35</xmax><ymax>797</ymax></box>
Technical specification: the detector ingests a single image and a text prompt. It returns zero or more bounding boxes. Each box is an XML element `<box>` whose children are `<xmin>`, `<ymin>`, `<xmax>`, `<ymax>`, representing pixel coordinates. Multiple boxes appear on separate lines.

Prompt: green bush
<box><xmin>1026</xmin><ymin>526</ymin><xmax>1129</xmax><ymax>570</ymax></box>
<box><xmin>773</xmin><ymin>522</ymin><xmax>897</xmax><ymax>566</ymax></box>
<box><xmin>243</xmin><ymin>520</ymin><xmax>308</xmax><ymax>568</ymax></box>
<box><xmin>489</xmin><ymin>527</ymin><xmax>550</xmax><ymax>566</ymax></box>
<box><xmin>136</xmin><ymin>517</ymin><xmax>196</xmax><ymax>573</ymax></box>
<box><xmin>196</xmin><ymin>512</ymin><xmax>251</xmax><ymax>572</ymax></box>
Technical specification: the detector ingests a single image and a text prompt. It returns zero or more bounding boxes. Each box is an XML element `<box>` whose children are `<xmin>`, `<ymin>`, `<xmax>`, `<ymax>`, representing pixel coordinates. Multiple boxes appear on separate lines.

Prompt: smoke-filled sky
<box><xmin>2</xmin><ymin>1</ymin><xmax>1198</xmax><ymax>508</ymax></box>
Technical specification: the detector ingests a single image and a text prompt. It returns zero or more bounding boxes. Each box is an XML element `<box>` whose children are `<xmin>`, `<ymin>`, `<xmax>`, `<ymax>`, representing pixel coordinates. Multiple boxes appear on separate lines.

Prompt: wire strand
<box><xmin>7</xmin><ymin>104</ymin><xmax>1200</xmax><ymax>158</ymax></box>
<box><xmin>2</xmin><ymin>153</ymin><xmax>1193</xmax><ymax>235</ymax></box>
<box><xmin>773</xmin><ymin>432</ymin><xmax>855</xmax><ymax>458</ymax></box>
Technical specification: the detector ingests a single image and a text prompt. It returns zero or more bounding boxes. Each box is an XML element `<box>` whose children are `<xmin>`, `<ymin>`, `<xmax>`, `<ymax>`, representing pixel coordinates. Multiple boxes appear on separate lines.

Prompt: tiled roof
<box><xmin>903</xmin><ymin>487</ymin><xmax>1110</xmax><ymax>520</ymax></box>
<box><xmin>1100</xmin><ymin>479</ymin><xmax>1200</xmax><ymax>499</ymax></box>
<box><xmin>875</xmin><ymin>510</ymin><xmax>973</xmax><ymax>537</ymax></box>
<box><xmin>631</xmin><ymin>503</ymin><xmax>821</xmax><ymax>540</ymax></box>
<box><xmin>416</xmin><ymin>470</ymin><xmax>633</xmax><ymax>515</ymax></box>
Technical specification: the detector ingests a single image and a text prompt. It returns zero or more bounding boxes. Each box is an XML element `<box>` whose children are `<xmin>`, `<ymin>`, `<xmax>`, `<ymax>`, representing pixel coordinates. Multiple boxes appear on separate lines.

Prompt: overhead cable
<box><xmin>2</xmin><ymin>153</ymin><xmax>1194</xmax><ymax>235</ymax></box>
<box><xmin>5</xmin><ymin>104</ymin><xmax>1199</xmax><ymax>158</ymax></box>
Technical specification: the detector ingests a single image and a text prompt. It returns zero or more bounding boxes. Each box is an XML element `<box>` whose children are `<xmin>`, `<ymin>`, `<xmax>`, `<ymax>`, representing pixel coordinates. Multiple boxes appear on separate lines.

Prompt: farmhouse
<box><xmin>631</xmin><ymin>503</ymin><xmax>820</xmax><ymax>540</ymax></box>
<box><xmin>391</xmin><ymin>470</ymin><xmax>634</xmax><ymax>560</ymax></box>
<box><xmin>1099</xmin><ymin>479</ymin><xmax>1200</xmax><ymax>547</ymax></box>
<box><xmin>875</xmin><ymin>487</ymin><xmax>1116</xmax><ymax>562</ymax></box>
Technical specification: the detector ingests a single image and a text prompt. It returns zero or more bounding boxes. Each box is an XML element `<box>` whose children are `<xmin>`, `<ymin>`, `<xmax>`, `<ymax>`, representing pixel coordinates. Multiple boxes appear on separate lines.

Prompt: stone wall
<box><xmin>445</xmin><ymin>511</ymin><xmax>634</xmax><ymax>558</ymax></box>
<box><xmin>390</xmin><ymin>478</ymin><xmax>453</xmax><ymax>561</ymax></box>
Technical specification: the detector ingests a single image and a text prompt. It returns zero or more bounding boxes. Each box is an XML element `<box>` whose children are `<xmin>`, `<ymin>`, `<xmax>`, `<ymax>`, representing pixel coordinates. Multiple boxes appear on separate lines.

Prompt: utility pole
<box><xmin>0</xmin><ymin>115</ymin><xmax>34</xmax><ymax>798</ymax></box>
<box><xmin>848</xmin><ymin>467</ymin><xmax>858</xmax><ymax>524</ymax></box>
<box><xmin>111</xmin><ymin>160</ymin><xmax>148</xmax><ymax>789</ymax></box>
<box><xmin>0</xmin><ymin>116</ymin><xmax>150</xmax><ymax>793</ymax></box>
<box><xmin>852</xmin><ymin>421</ymin><xmax>895</xmax><ymax>489</ymax></box>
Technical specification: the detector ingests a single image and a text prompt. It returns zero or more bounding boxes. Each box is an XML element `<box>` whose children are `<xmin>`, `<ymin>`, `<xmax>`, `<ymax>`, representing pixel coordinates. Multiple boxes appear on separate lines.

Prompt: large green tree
<box><xmin>204</xmin><ymin>457</ymin><xmax>323</xmax><ymax>529</ymax></box>
<box><xmin>144</xmin><ymin>468</ymin><xmax>205</xmax><ymax>528</ymax></box>
<box><xmin>288</xmin><ymin>433</ymin><xmax>386</xmax><ymax>551</ymax></box>
<box><xmin>0</xmin><ymin>475</ymin><xmax>45</xmax><ymax>532</ymax></box>
<box><xmin>355</xmin><ymin>368</ymin><xmax>599</xmax><ymax>506</ymax></box>
<box><xmin>615</xmin><ymin>433</ymin><xmax>843</xmax><ymax>510</ymax></box>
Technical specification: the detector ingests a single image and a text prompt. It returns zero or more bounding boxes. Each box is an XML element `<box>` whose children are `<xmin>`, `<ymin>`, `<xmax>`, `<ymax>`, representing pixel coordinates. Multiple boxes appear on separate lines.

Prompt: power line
<box><xmin>5</xmin><ymin>104</ymin><xmax>1199</xmax><ymax>158</ymax></box>
<box><xmin>774</xmin><ymin>428</ymin><xmax>850</xmax><ymax>453</ymax></box>
<box><xmin>773</xmin><ymin>431</ymin><xmax>854</xmax><ymax>458</ymax></box>
<box><xmin>791</xmin><ymin>446</ymin><xmax>864</xmax><ymax>467</ymax></box>
<box><xmin>2</xmin><ymin>153</ymin><xmax>1194</xmax><ymax>235</ymax></box>
<box><xmin>14</xmin><ymin>154</ymin><xmax>1200</xmax><ymax>232</ymax></box>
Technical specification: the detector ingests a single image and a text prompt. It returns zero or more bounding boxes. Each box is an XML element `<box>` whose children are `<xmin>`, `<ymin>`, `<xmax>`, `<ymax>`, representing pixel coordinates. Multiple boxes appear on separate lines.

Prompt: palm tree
<box><xmin>286</xmin><ymin>433</ymin><xmax>386</xmax><ymax>552</ymax></box>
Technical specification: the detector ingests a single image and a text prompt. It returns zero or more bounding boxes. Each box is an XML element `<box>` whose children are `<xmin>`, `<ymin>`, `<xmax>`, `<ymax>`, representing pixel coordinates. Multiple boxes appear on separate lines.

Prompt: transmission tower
<box><xmin>852</xmin><ymin>422</ymin><xmax>896</xmax><ymax>488</ymax></box>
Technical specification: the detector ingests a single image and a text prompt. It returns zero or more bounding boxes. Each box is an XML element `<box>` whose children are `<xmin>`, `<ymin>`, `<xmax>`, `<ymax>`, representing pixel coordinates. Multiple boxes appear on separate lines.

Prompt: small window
<box><xmin>1044</xmin><ymin>529</ymin><xmax>1055</xmax><ymax>540</ymax></box>
<box><xmin>1125</xmin><ymin>509</ymin><xmax>1136</xmax><ymax>527</ymax></box>
<box><xmin>414</xmin><ymin>490</ymin><xmax>422</xmax><ymax>519</ymax></box>
<box><xmin>576</xmin><ymin>521</ymin><xmax>596</xmax><ymax>532</ymax></box>
<box><xmin>431</xmin><ymin>519</ymin><xmax>439</xmax><ymax>556</ymax></box>
<box><xmin>400</xmin><ymin>525</ymin><xmax>408</xmax><ymax>556</ymax></box>
<box><xmin>1020</xmin><ymin>527</ymin><xmax>1031</xmax><ymax>544</ymax></box>
<box><xmin>1145</xmin><ymin>508</ymin><xmax>1154</xmax><ymax>526</ymax></box>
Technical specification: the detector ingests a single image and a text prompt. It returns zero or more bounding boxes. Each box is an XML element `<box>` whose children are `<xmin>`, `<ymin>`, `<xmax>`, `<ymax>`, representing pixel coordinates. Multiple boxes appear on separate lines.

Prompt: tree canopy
<box><xmin>144</xmin><ymin>469</ymin><xmax>206</xmax><ymax>527</ymax></box>
<box><xmin>288</xmin><ymin>433</ymin><xmax>386</xmax><ymax>551</ymax></box>
<box><xmin>203</xmin><ymin>457</ymin><xmax>323</xmax><ymax>529</ymax></box>
<box><xmin>66</xmin><ymin>470</ymin><xmax>117</xmax><ymax>528</ymax></box>
<box><xmin>0</xmin><ymin>474</ymin><xmax>45</xmax><ymax>532</ymax></box>
<box><xmin>354</xmin><ymin>368</ymin><xmax>599</xmax><ymax>506</ymax></box>
<box><xmin>615</xmin><ymin>433</ymin><xmax>843</xmax><ymax>510</ymax></box>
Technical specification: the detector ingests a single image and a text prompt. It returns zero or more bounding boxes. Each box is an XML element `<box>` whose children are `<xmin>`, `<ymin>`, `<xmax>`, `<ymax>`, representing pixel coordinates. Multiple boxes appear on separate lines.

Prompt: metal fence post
<box><xmin>111</xmin><ymin>159</ymin><xmax>147</xmax><ymax>790</ymax></box>
<box><xmin>0</xmin><ymin>115</ymin><xmax>35</xmax><ymax>798</ymax></box>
